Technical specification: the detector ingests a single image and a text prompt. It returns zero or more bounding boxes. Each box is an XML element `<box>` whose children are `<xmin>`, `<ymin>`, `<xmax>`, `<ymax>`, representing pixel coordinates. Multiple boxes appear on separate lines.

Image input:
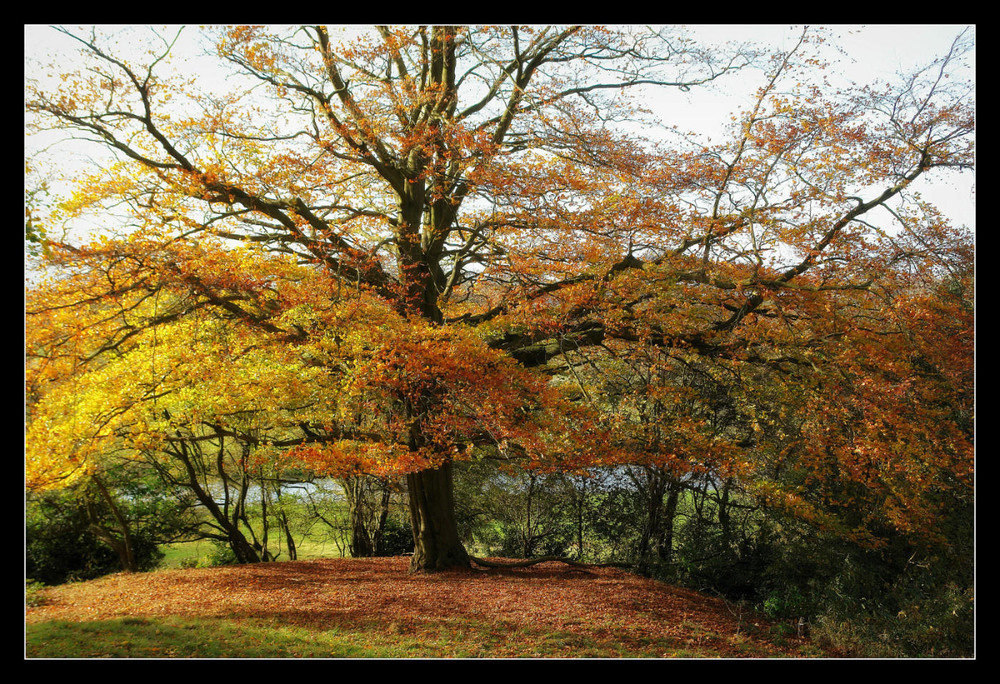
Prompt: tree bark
<box><xmin>406</xmin><ymin>461</ymin><xmax>470</xmax><ymax>572</ymax></box>
<box><xmin>83</xmin><ymin>476</ymin><xmax>138</xmax><ymax>573</ymax></box>
<box><xmin>167</xmin><ymin>438</ymin><xmax>263</xmax><ymax>563</ymax></box>
<box><xmin>660</xmin><ymin>480</ymin><xmax>681</xmax><ymax>564</ymax></box>
<box><xmin>278</xmin><ymin>508</ymin><xmax>297</xmax><ymax>561</ymax></box>
<box><xmin>345</xmin><ymin>477</ymin><xmax>376</xmax><ymax>557</ymax></box>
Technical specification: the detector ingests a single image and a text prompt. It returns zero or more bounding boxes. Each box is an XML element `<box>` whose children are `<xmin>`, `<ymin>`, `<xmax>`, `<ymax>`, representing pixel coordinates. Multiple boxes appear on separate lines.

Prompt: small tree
<box><xmin>26</xmin><ymin>464</ymin><xmax>187</xmax><ymax>584</ymax></box>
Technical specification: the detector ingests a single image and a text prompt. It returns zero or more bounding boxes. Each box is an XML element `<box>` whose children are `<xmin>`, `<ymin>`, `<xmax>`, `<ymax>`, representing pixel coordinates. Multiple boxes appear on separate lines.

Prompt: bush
<box><xmin>27</xmin><ymin>492</ymin><xmax>128</xmax><ymax>585</ymax></box>
<box><xmin>741</xmin><ymin>514</ymin><xmax>974</xmax><ymax>658</ymax></box>
<box><xmin>25</xmin><ymin>579</ymin><xmax>47</xmax><ymax>607</ymax></box>
<box><xmin>762</xmin><ymin>586</ymin><xmax>811</xmax><ymax>620</ymax></box>
<box><xmin>812</xmin><ymin>564</ymin><xmax>974</xmax><ymax>658</ymax></box>
<box><xmin>200</xmin><ymin>543</ymin><xmax>240</xmax><ymax>567</ymax></box>
<box><xmin>26</xmin><ymin>467</ymin><xmax>192</xmax><ymax>584</ymax></box>
<box><xmin>377</xmin><ymin>516</ymin><xmax>414</xmax><ymax>556</ymax></box>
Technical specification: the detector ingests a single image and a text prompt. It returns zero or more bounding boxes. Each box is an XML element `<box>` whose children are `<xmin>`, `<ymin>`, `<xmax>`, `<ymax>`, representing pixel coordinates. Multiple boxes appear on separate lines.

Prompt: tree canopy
<box><xmin>26</xmin><ymin>25</ymin><xmax>974</xmax><ymax>573</ymax></box>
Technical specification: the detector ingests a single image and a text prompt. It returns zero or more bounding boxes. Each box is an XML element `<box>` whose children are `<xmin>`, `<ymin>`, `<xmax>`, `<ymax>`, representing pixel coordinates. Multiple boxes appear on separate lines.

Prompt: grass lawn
<box><xmin>158</xmin><ymin>534</ymin><xmax>345</xmax><ymax>568</ymax></box>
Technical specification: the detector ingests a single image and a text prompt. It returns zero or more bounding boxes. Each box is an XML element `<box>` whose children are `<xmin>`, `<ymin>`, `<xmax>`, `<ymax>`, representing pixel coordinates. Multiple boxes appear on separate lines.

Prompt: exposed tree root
<box><xmin>470</xmin><ymin>555</ymin><xmax>632</xmax><ymax>571</ymax></box>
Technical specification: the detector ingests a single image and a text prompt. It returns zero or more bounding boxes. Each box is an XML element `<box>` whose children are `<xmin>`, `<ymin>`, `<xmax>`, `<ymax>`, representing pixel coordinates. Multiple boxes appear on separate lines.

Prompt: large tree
<box><xmin>26</xmin><ymin>25</ymin><xmax>974</xmax><ymax>572</ymax></box>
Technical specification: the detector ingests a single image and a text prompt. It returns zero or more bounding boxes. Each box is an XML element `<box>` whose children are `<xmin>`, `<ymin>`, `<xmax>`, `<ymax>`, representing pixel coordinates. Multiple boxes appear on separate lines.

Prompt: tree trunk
<box><xmin>718</xmin><ymin>478</ymin><xmax>733</xmax><ymax>548</ymax></box>
<box><xmin>632</xmin><ymin>466</ymin><xmax>667</xmax><ymax>574</ymax></box>
<box><xmin>88</xmin><ymin>475</ymin><xmax>138</xmax><ymax>572</ymax></box>
<box><xmin>167</xmin><ymin>439</ymin><xmax>263</xmax><ymax>563</ymax></box>
<box><xmin>659</xmin><ymin>479</ymin><xmax>681</xmax><ymax>564</ymax></box>
<box><xmin>343</xmin><ymin>475</ymin><xmax>395</xmax><ymax>557</ymax></box>
<box><xmin>278</xmin><ymin>508</ymin><xmax>297</xmax><ymax>561</ymax></box>
<box><xmin>406</xmin><ymin>461</ymin><xmax>470</xmax><ymax>572</ymax></box>
<box><xmin>373</xmin><ymin>484</ymin><xmax>391</xmax><ymax>555</ymax></box>
<box><xmin>523</xmin><ymin>472</ymin><xmax>536</xmax><ymax>558</ymax></box>
<box><xmin>573</xmin><ymin>478</ymin><xmax>586</xmax><ymax>560</ymax></box>
<box><xmin>348</xmin><ymin>492</ymin><xmax>376</xmax><ymax>557</ymax></box>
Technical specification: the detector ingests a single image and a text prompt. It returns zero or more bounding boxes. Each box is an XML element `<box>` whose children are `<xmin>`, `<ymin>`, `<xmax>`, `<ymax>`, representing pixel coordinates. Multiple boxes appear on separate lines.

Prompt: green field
<box><xmin>158</xmin><ymin>532</ymin><xmax>346</xmax><ymax>568</ymax></box>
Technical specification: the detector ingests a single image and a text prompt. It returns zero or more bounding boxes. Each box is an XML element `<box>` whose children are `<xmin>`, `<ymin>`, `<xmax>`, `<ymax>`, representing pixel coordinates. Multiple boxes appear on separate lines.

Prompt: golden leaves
<box><xmin>24</xmin><ymin>25</ymin><xmax>974</xmax><ymax>566</ymax></box>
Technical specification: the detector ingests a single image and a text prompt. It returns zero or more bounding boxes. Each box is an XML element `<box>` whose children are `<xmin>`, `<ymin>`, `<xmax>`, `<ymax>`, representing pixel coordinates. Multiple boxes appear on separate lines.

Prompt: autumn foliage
<box><xmin>26</xmin><ymin>23</ymin><xmax>973</xmax><ymax>589</ymax></box>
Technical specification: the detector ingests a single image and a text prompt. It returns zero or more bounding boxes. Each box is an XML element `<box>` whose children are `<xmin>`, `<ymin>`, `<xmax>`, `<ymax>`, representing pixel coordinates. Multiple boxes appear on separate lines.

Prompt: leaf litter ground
<box><xmin>26</xmin><ymin>556</ymin><xmax>832</xmax><ymax>658</ymax></box>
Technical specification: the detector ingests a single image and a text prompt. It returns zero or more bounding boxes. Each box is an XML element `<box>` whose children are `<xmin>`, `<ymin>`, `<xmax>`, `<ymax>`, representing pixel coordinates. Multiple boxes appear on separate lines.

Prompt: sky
<box><xmin>25</xmin><ymin>24</ymin><xmax>975</xmax><ymax>231</ymax></box>
<box><xmin>655</xmin><ymin>25</ymin><xmax>976</xmax><ymax>229</ymax></box>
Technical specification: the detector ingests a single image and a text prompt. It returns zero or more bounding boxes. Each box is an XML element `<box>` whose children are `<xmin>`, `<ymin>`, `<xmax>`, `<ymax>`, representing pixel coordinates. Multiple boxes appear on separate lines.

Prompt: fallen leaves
<box><xmin>26</xmin><ymin>557</ymin><xmax>827</xmax><ymax>658</ymax></box>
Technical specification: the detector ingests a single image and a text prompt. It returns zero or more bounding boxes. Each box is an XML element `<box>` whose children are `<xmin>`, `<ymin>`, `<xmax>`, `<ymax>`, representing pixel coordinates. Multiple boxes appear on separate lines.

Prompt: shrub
<box><xmin>25</xmin><ymin>579</ymin><xmax>47</xmax><ymax>607</ymax></box>
<box><xmin>27</xmin><ymin>492</ymin><xmax>126</xmax><ymax>585</ymax></box>
<box><xmin>377</xmin><ymin>516</ymin><xmax>414</xmax><ymax>556</ymax></box>
<box><xmin>199</xmin><ymin>543</ymin><xmax>240</xmax><ymax>567</ymax></box>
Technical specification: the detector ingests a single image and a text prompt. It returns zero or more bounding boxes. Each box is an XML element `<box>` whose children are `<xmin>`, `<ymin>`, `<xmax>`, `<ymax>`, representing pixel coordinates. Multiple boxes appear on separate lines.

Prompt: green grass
<box><xmin>158</xmin><ymin>533</ymin><xmax>344</xmax><ymax>569</ymax></box>
<box><xmin>25</xmin><ymin>615</ymin><xmax>549</xmax><ymax>658</ymax></box>
<box><xmin>26</xmin><ymin>616</ymin><xmax>375</xmax><ymax>658</ymax></box>
<box><xmin>157</xmin><ymin>508</ymin><xmax>350</xmax><ymax>568</ymax></box>
<box><xmin>26</xmin><ymin>615</ymin><xmax>801</xmax><ymax>659</ymax></box>
<box><xmin>157</xmin><ymin>540</ymin><xmax>214</xmax><ymax>568</ymax></box>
